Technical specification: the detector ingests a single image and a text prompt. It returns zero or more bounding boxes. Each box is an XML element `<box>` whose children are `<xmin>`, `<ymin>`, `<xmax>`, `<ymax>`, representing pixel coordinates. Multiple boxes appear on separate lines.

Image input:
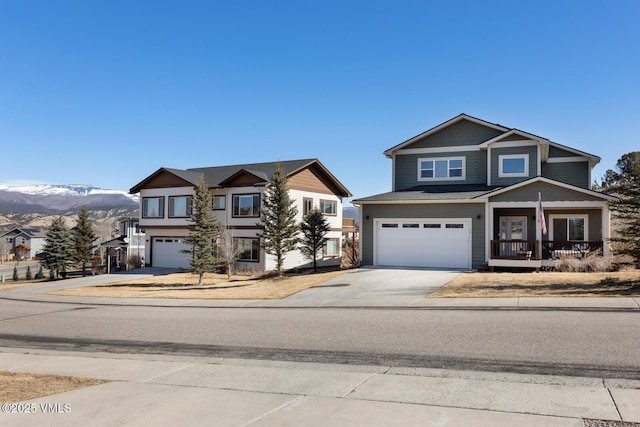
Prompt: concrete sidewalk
<box><xmin>1</xmin><ymin>347</ymin><xmax>639</xmax><ymax>426</ymax></box>
<box><xmin>1</xmin><ymin>267</ymin><xmax>639</xmax><ymax>310</ymax></box>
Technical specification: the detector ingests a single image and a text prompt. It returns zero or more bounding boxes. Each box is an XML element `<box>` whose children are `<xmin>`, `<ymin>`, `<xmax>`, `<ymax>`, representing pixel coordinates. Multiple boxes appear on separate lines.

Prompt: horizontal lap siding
<box><xmin>489</xmin><ymin>181</ymin><xmax>603</xmax><ymax>203</ymax></box>
<box><xmin>361</xmin><ymin>203</ymin><xmax>486</xmax><ymax>268</ymax></box>
<box><xmin>541</xmin><ymin>162</ymin><xmax>589</xmax><ymax>188</ymax></box>
<box><xmin>408</xmin><ymin>120</ymin><xmax>504</xmax><ymax>148</ymax></box>
<box><xmin>395</xmin><ymin>151</ymin><xmax>486</xmax><ymax>190</ymax></box>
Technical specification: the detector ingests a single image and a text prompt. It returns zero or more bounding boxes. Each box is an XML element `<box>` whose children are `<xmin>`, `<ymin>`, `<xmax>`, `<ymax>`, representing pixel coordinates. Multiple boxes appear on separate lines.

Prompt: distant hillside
<box><xmin>0</xmin><ymin>184</ymin><xmax>139</xmax><ymax>236</ymax></box>
<box><xmin>343</xmin><ymin>206</ymin><xmax>360</xmax><ymax>227</ymax></box>
<box><xmin>0</xmin><ymin>184</ymin><xmax>138</xmax><ymax>216</ymax></box>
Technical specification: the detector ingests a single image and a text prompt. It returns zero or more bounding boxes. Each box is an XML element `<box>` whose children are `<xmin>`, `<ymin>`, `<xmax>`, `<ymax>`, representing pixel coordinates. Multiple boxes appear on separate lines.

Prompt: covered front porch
<box><xmin>486</xmin><ymin>202</ymin><xmax>611</xmax><ymax>270</ymax></box>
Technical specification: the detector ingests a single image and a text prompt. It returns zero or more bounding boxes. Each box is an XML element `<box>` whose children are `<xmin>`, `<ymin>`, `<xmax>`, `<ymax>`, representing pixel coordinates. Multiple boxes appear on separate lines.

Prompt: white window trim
<box><xmin>549</xmin><ymin>214</ymin><xmax>589</xmax><ymax>241</ymax></box>
<box><xmin>498</xmin><ymin>154</ymin><xmax>529</xmax><ymax>178</ymax></box>
<box><xmin>417</xmin><ymin>156</ymin><xmax>466</xmax><ymax>181</ymax></box>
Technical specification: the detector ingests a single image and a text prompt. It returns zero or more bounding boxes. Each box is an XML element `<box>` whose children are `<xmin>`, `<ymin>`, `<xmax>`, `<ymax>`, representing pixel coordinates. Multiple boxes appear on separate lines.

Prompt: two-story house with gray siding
<box><xmin>353</xmin><ymin>114</ymin><xmax>615</xmax><ymax>270</ymax></box>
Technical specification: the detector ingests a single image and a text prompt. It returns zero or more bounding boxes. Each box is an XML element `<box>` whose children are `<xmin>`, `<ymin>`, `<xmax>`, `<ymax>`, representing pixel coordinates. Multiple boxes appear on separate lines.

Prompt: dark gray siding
<box><xmin>549</xmin><ymin>145</ymin><xmax>582</xmax><ymax>158</ymax></box>
<box><xmin>408</xmin><ymin>119</ymin><xmax>503</xmax><ymax>149</ymax></box>
<box><xmin>489</xmin><ymin>181</ymin><xmax>604</xmax><ymax>203</ymax></box>
<box><xmin>541</xmin><ymin>162</ymin><xmax>589</xmax><ymax>188</ymax></box>
<box><xmin>395</xmin><ymin>150</ymin><xmax>486</xmax><ymax>190</ymax></box>
<box><xmin>360</xmin><ymin>203</ymin><xmax>486</xmax><ymax>268</ymax></box>
<box><xmin>500</xmin><ymin>134</ymin><xmax>535</xmax><ymax>142</ymax></box>
<box><xmin>490</xmin><ymin>145</ymin><xmax>538</xmax><ymax>186</ymax></box>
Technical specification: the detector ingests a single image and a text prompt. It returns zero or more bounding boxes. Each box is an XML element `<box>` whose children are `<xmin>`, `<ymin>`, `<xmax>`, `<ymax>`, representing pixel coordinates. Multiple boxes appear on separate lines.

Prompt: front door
<box><xmin>499</xmin><ymin>216</ymin><xmax>527</xmax><ymax>240</ymax></box>
<box><xmin>498</xmin><ymin>216</ymin><xmax>528</xmax><ymax>258</ymax></box>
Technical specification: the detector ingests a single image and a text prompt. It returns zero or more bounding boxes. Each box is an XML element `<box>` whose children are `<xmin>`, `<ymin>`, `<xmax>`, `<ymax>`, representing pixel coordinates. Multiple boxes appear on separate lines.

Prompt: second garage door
<box><xmin>152</xmin><ymin>238</ymin><xmax>191</xmax><ymax>269</ymax></box>
<box><xmin>375</xmin><ymin>219</ymin><xmax>471</xmax><ymax>269</ymax></box>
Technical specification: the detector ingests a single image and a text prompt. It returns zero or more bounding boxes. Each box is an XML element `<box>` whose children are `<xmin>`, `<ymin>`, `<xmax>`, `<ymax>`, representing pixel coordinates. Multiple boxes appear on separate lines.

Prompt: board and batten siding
<box><xmin>541</xmin><ymin>162</ymin><xmax>590</xmax><ymax>188</ymax></box>
<box><xmin>394</xmin><ymin>150</ymin><xmax>486</xmax><ymax>190</ymax></box>
<box><xmin>407</xmin><ymin>119</ymin><xmax>504</xmax><ymax>149</ymax></box>
<box><xmin>360</xmin><ymin>203</ymin><xmax>486</xmax><ymax>268</ymax></box>
<box><xmin>490</xmin><ymin>145</ymin><xmax>538</xmax><ymax>186</ymax></box>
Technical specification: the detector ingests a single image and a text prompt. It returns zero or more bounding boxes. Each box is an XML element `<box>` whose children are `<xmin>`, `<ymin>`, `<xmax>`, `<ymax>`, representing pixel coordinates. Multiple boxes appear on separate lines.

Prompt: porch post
<box><xmin>602</xmin><ymin>203</ymin><xmax>611</xmax><ymax>258</ymax></box>
<box><xmin>485</xmin><ymin>201</ymin><xmax>491</xmax><ymax>263</ymax></box>
<box><xmin>535</xmin><ymin>200</ymin><xmax>542</xmax><ymax>260</ymax></box>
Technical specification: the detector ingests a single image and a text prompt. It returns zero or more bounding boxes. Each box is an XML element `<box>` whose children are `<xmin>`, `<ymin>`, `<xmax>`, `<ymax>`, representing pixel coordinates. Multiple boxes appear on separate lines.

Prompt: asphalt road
<box><xmin>1</xmin><ymin>298</ymin><xmax>639</xmax><ymax>379</ymax></box>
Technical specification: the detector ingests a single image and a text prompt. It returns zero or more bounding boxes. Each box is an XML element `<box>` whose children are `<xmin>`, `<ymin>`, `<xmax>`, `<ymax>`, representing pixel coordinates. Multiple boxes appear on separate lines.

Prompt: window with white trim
<box><xmin>323</xmin><ymin>239</ymin><xmax>340</xmax><ymax>257</ymax></box>
<box><xmin>498</xmin><ymin>154</ymin><xmax>529</xmax><ymax>177</ymax></box>
<box><xmin>418</xmin><ymin>157</ymin><xmax>465</xmax><ymax>181</ymax></box>
<box><xmin>550</xmin><ymin>215</ymin><xmax>588</xmax><ymax>241</ymax></box>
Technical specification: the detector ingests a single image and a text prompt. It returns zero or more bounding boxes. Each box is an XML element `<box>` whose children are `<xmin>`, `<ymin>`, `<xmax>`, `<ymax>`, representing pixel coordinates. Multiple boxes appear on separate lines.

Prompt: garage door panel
<box><xmin>375</xmin><ymin>220</ymin><xmax>471</xmax><ymax>269</ymax></box>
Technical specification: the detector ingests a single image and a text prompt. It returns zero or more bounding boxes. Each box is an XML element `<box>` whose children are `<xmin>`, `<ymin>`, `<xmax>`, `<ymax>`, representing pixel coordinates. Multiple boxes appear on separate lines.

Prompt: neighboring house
<box><xmin>0</xmin><ymin>228</ymin><xmax>46</xmax><ymax>261</ymax></box>
<box><xmin>129</xmin><ymin>159</ymin><xmax>351</xmax><ymax>271</ymax></box>
<box><xmin>353</xmin><ymin>114</ymin><xmax>616</xmax><ymax>270</ymax></box>
<box><xmin>100</xmin><ymin>217</ymin><xmax>146</xmax><ymax>271</ymax></box>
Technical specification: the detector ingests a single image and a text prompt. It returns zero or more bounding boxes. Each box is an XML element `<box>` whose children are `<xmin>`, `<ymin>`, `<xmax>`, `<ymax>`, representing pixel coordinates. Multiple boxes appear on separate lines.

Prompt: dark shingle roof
<box><xmin>353</xmin><ymin>184</ymin><xmax>502</xmax><ymax>203</ymax></box>
<box><xmin>188</xmin><ymin>159</ymin><xmax>316</xmax><ymax>187</ymax></box>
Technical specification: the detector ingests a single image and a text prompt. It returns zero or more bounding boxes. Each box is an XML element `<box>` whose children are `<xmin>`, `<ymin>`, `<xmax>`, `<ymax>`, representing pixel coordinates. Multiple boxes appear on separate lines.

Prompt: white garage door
<box><xmin>375</xmin><ymin>219</ymin><xmax>471</xmax><ymax>269</ymax></box>
<box><xmin>152</xmin><ymin>238</ymin><xmax>191</xmax><ymax>269</ymax></box>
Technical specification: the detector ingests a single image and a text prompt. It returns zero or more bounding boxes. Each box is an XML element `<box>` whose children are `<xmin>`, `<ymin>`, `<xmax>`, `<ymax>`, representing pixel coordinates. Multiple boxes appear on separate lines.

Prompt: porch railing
<box><xmin>542</xmin><ymin>241</ymin><xmax>604</xmax><ymax>259</ymax></box>
<box><xmin>490</xmin><ymin>240</ymin><xmax>604</xmax><ymax>260</ymax></box>
<box><xmin>490</xmin><ymin>240</ymin><xmax>539</xmax><ymax>260</ymax></box>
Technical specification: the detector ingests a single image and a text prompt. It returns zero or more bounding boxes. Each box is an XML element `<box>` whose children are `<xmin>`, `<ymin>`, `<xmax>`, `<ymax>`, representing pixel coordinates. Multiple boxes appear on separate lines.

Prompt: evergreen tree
<box><xmin>72</xmin><ymin>206</ymin><xmax>97</xmax><ymax>276</ymax></box>
<box><xmin>36</xmin><ymin>265</ymin><xmax>44</xmax><ymax>279</ymax></box>
<box><xmin>42</xmin><ymin>216</ymin><xmax>73</xmax><ymax>279</ymax></box>
<box><xmin>608</xmin><ymin>152</ymin><xmax>640</xmax><ymax>266</ymax></box>
<box><xmin>13</xmin><ymin>265</ymin><xmax>18</xmax><ymax>281</ymax></box>
<box><xmin>259</xmin><ymin>162</ymin><xmax>299</xmax><ymax>276</ymax></box>
<box><xmin>181</xmin><ymin>177</ymin><xmax>220</xmax><ymax>286</ymax></box>
<box><xmin>26</xmin><ymin>265</ymin><xmax>32</xmax><ymax>280</ymax></box>
<box><xmin>300</xmin><ymin>208</ymin><xmax>331</xmax><ymax>272</ymax></box>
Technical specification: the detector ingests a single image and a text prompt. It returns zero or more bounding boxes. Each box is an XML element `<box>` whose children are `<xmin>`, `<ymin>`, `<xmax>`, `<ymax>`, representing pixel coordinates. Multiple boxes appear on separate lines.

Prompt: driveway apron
<box><xmin>282</xmin><ymin>268</ymin><xmax>460</xmax><ymax>306</ymax></box>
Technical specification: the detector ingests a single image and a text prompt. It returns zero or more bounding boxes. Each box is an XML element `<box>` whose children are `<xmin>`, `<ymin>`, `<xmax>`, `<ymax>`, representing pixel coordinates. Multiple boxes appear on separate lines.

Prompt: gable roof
<box><xmin>0</xmin><ymin>228</ymin><xmax>45</xmax><ymax>239</ymax></box>
<box><xmin>130</xmin><ymin>159</ymin><xmax>351</xmax><ymax>197</ymax></box>
<box><xmin>383</xmin><ymin>114</ymin><xmax>601</xmax><ymax>167</ymax></box>
<box><xmin>478</xmin><ymin>176</ymin><xmax>616</xmax><ymax>201</ymax></box>
<box><xmin>383</xmin><ymin>113</ymin><xmax>509</xmax><ymax>157</ymax></box>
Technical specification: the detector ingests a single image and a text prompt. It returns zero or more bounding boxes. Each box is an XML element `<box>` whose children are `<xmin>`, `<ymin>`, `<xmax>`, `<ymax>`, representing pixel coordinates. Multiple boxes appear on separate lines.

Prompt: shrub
<box><xmin>553</xmin><ymin>254</ymin><xmax>612</xmax><ymax>272</ymax></box>
<box><xmin>13</xmin><ymin>266</ymin><xmax>19</xmax><ymax>281</ymax></box>
<box><xmin>36</xmin><ymin>265</ymin><xmax>44</xmax><ymax>279</ymax></box>
<box><xmin>26</xmin><ymin>266</ymin><xmax>32</xmax><ymax>280</ymax></box>
<box><xmin>126</xmin><ymin>254</ymin><xmax>144</xmax><ymax>270</ymax></box>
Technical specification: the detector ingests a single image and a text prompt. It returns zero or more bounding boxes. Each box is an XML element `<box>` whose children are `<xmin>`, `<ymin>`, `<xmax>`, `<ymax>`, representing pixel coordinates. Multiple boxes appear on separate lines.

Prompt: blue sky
<box><xmin>1</xmin><ymin>1</ymin><xmax>638</xmax><ymax>205</ymax></box>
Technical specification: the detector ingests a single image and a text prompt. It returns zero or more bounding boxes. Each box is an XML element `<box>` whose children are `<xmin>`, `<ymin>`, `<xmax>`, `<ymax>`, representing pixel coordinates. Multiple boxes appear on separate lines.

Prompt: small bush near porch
<box><xmin>430</xmin><ymin>269</ymin><xmax>640</xmax><ymax>298</ymax></box>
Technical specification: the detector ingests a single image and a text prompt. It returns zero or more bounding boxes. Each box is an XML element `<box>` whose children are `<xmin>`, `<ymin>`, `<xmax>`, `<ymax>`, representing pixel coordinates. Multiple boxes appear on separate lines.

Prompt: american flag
<box><xmin>539</xmin><ymin>193</ymin><xmax>547</xmax><ymax>235</ymax></box>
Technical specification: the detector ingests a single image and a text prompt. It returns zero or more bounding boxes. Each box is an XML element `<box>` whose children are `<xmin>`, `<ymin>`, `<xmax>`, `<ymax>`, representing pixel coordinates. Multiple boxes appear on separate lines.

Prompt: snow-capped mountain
<box><xmin>0</xmin><ymin>183</ymin><xmax>139</xmax><ymax>216</ymax></box>
<box><xmin>0</xmin><ymin>183</ymin><xmax>137</xmax><ymax>201</ymax></box>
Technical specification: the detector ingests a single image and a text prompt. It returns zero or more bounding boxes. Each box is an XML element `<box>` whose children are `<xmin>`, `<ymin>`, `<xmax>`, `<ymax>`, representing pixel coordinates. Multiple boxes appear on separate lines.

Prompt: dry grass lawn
<box><xmin>430</xmin><ymin>270</ymin><xmax>640</xmax><ymax>298</ymax></box>
<box><xmin>47</xmin><ymin>269</ymin><xmax>350</xmax><ymax>299</ymax></box>
<box><xmin>0</xmin><ymin>371</ymin><xmax>106</xmax><ymax>404</ymax></box>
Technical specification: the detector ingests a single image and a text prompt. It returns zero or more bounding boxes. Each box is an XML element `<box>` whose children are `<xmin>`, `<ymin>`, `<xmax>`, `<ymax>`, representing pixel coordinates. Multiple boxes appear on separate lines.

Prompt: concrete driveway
<box><xmin>279</xmin><ymin>267</ymin><xmax>460</xmax><ymax>307</ymax></box>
